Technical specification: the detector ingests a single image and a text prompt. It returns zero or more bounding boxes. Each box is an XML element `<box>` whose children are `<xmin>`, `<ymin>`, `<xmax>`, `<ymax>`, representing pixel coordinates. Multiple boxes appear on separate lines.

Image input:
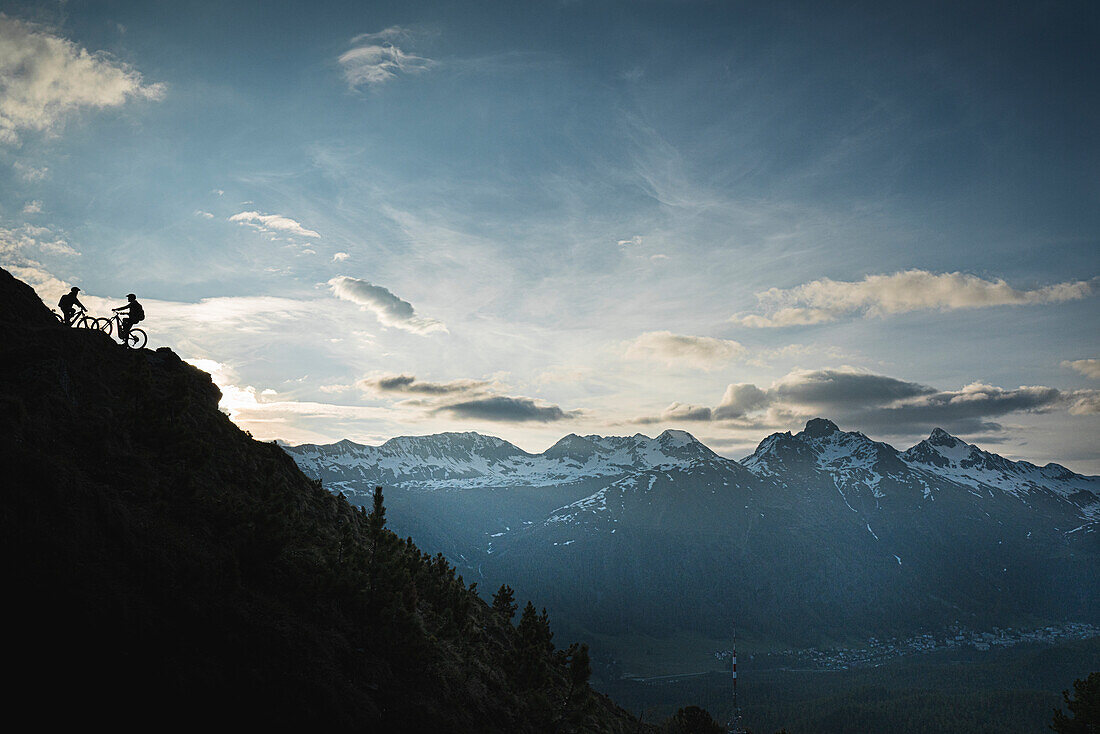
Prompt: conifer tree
<box><xmin>365</xmin><ymin>485</ymin><xmax>387</xmax><ymax>604</ymax></box>
<box><xmin>368</xmin><ymin>485</ymin><xmax>385</xmax><ymax>535</ymax></box>
<box><xmin>1052</xmin><ymin>671</ymin><xmax>1100</xmax><ymax>733</ymax></box>
<box><xmin>555</xmin><ymin>642</ymin><xmax>592</xmax><ymax>728</ymax></box>
<box><xmin>515</xmin><ymin>601</ymin><xmax>554</xmax><ymax>690</ymax></box>
<box><xmin>492</xmin><ymin>584</ymin><xmax>518</xmax><ymax>621</ymax></box>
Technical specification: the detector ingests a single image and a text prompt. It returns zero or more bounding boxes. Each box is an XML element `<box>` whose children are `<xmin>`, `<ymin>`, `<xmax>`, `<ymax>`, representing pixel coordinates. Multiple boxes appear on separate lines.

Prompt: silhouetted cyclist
<box><xmin>58</xmin><ymin>287</ymin><xmax>85</xmax><ymax>326</ymax></box>
<box><xmin>112</xmin><ymin>293</ymin><xmax>144</xmax><ymax>344</ymax></box>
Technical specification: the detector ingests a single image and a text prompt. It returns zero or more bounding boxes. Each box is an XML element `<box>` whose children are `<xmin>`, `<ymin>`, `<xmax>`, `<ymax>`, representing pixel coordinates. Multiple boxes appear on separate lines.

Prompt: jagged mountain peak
<box><xmin>927</xmin><ymin>427</ymin><xmax>960</xmax><ymax>446</ymax></box>
<box><xmin>803</xmin><ymin>417</ymin><xmax>840</xmax><ymax>438</ymax></box>
<box><xmin>902</xmin><ymin>431</ymin><xmax>1099</xmax><ymax>501</ymax></box>
<box><xmin>290</xmin><ymin>428</ymin><xmax>723</xmax><ymax>490</ymax></box>
<box><xmin>902</xmin><ymin>431</ymin><xmax>974</xmax><ymax>467</ymax></box>
<box><xmin>743</xmin><ymin>419</ymin><xmax>906</xmax><ymax>495</ymax></box>
<box><xmin>379</xmin><ymin>432</ymin><xmax>533</xmax><ymax>463</ymax></box>
<box><xmin>543</xmin><ymin>433</ymin><xmax>605</xmax><ymax>459</ymax></box>
<box><xmin>657</xmin><ymin>428</ymin><xmax>700</xmax><ymax>445</ymax></box>
<box><xmin>749</xmin><ymin>419</ymin><xmax>882</xmax><ymax>459</ymax></box>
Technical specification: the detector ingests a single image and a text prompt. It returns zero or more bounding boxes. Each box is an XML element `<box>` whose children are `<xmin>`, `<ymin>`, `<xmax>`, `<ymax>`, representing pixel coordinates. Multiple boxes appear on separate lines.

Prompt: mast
<box><xmin>727</xmin><ymin>629</ymin><xmax>746</xmax><ymax>734</ymax></box>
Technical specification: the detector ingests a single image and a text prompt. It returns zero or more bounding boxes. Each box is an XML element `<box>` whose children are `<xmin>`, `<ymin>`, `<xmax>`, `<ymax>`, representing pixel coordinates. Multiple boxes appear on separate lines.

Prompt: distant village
<box><xmin>738</xmin><ymin>622</ymin><xmax>1100</xmax><ymax>672</ymax></box>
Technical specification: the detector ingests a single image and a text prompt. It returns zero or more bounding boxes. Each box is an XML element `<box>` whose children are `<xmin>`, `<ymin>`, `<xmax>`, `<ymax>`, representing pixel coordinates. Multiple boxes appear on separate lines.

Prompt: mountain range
<box><xmin>286</xmin><ymin>420</ymin><xmax>1099</xmax><ymax>658</ymax></box>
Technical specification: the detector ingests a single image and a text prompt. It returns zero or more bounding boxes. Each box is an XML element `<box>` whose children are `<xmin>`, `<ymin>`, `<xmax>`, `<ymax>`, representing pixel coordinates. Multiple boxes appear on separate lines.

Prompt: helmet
<box><xmin>127</xmin><ymin>293</ymin><xmax>136</xmax><ymax>299</ymax></box>
<box><xmin>71</xmin><ymin>286</ymin><xmax>80</xmax><ymax>292</ymax></box>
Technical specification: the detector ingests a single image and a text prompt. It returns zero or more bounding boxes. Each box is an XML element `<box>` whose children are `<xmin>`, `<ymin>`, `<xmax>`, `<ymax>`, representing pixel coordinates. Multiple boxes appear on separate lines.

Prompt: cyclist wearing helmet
<box><xmin>113</xmin><ymin>293</ymin><xmax>145</xmax><ymax>344</ymax></box>
<box><xmin>58</xmin><ymin>287</ymin><xmax>85</xmax><ymax>326</ymax></box>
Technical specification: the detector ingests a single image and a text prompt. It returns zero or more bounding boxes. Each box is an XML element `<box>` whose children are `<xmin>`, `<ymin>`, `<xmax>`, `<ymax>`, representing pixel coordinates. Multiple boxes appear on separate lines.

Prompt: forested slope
<box><xmin>0</xmin><ymin>267</ymin><xmax>642</xmax><ymax>732</ymax></box>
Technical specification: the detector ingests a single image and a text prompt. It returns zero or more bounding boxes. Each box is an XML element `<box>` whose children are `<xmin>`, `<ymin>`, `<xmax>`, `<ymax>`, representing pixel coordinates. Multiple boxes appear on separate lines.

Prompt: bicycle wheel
<box><xmin>100</xmin><ymin>318</ymin><xmax>114</xmax><ymax>336</ymax></box>
<box><xmin>54</xmin><ymin>311</ymin><xmax>66</xmax><ymax>325</ymax></box>
<box><xmin>127</xmin><ymin>328</ymin><xmax>148</xmax><ymax>349</ymax></box>
<box><xmin>77</xmin><ymin>315</ymin><xmax>96</xmax><ymax>329</ymax></box>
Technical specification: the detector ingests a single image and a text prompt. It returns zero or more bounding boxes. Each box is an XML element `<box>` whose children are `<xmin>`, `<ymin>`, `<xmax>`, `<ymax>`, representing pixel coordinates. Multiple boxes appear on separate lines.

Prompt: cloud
<box><xmin>356</xmin><ymin>371</ymin><xmax>578</xmax><ymax>424</ymax></box>
<box><xmin>435</xmin><ymin>396</ymin><xmax>569</xmax><ymax>423</ymax></box>
<box><xmin>0</xmin><ymin>223</ymin><xmax>78</xmax><ymax>261</ymax></box>
<box><xmin>229</xmin><ymin>211</ymin><xmax>320</xmax><ymax>239</ymax></box>
<box><xmin>358</xmin><ymin>373</ymin><xmax>488</xmax><ymax>395</ymax></box>
<box><xmin>181</xmin><ymin>358</ymin><xmax>396</xmax><ymax>437</ymax></box>
<box><xmin>861</xmin><ymin>382</ymin><xmax>1067</xmax><ymax>432</ymax></box>
<box><xmin>1064</xmin><ymin>359</ymin><xmax>1100</xmax><ymax>380</ymax></box>
<box><xmin>333</xmin><ymin>251</ymin><xmax>350</xmax><ymax>262</ymax></box>
<box><xmin>624</xmin><ymin>330</ymin><xmax>746</xmax><ymax>369</ymax></box>
<box><xmin>713</xmin><ymin>383</ymin><xmax>770</xmax><ymax>420</ymax></box>
<box><xmin>13</xmin><ymin>161</ymin><xmax>48</xmax><ymax>180</ymax></box>
<box><xmin>22</xmin><ymin>200</ymin><xmax>41</xmax><ymax>214</ymax></box>
<box><xmin>194</xmin><ymin>210</ymin><xmax>213</xmax><ymax>219</ymax></box>
<box><xmin>769</xmin><ymin>368</ymin><xmax>936</xmax><ymax>407</ymax></box>
<box><xmin>634</xmin><ymin>402</ymin><xmax>713</xmax><ymax>424</ymax></box>
<box><xmin>0</xmin><ymin>15</ymin><xmax>164</xmax><ymax>144</ymax></box>
<box><xmin>617</xmin><ymin>235</ymin><xmax>643</xmax><ymax>248</ymax></box>
<box><xmin>1069</xmin><ymin>391</ymin><xmax>1100</xmax><ymax>415</ymax></box>
<box><xmin>327</xmin><ymin>275</ymin><xmax>446</xmax><ymax>335</ymax></box>
<box><xmin>734</xmin><ymin>270</ymin><xmax>1096</xmax><ymax>327</ymax></box>
<box><xmin>632</xmin><ymin>366</ymin><xmax>1095</xmax><ymax>435</ymax></box>
<box><xmin>338</xmin><ymin>27</ymin><xmax>435</xmax><ymax>89</ymax></box>
<box><xmin>737</xmin><ymin>307</ymin><xmax>838</xmax><ymax>328</ymax></box>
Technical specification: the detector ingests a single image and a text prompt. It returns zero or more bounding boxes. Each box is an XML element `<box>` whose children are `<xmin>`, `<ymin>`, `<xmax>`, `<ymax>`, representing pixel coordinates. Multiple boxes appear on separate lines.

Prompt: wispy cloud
<box><xmin>0</xmin><ymin>223</ymin><xmax>79</xmax><ymax>260</ymax></box>
<box><xmin>13</xmin><ymin>161</ymin><xmax>48</xmax><ymax>180</ymax></box>
<box><xmin>229</xmin><ymin>211</ymin><xmax>320</xmax><ymax>238</ymax></box>
<box><xmin>338</xmin><ymin>27</ymin><xmax>435</xmax><ymax>89</ymax></box>
<box><xmin>22</xmin><ymin>200</ymin><xmax>41</xmax><ymax>214</ymax></box>
<box><xmin>332</xmin><ymin>251</ymin><xmax>350</xmax><ymax>262</ymax></box>
<box><xmin>1064</xmin><ymin>359</ymin><xmax>1100</xmax><ymax>380</ymax></box>
<box><xmin>734</xmin><ymin>270</ymin><xmax>1096</xmax><ymax>327</ymax></box>
<box><xmin>0</xmin><ymin>14</ymin><xmax>164</xmax><ymax>144</ymax></box>
<box><xmin>327</xmin><ymin>275</ymin><xmax>446</xmax><ymax>335</ymax></box>
<box><xmin>624</xmin><ymin>330</ymin><xmax>746</xmax><ymax>369</ymax></box>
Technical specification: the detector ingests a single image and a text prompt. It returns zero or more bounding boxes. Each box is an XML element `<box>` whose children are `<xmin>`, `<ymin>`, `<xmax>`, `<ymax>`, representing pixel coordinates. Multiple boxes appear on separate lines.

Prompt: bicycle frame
<box><xmin>104</xmin><ymin>312</ymin><xmax>148</xmax><ymax>349</ymax></box>
<box><xmin>55</xmin><ymin>309</ymin><xmax>102</xmax><ymax>329</ymax></box>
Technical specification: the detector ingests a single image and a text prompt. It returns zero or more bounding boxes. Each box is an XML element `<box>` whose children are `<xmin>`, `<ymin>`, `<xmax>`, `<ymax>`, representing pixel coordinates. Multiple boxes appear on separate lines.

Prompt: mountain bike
<box><xmin>101</xmin><ymin>312</ymin><xmax>148</xmax><ymax>349</ymax></box>
<box><xmin>54</xmin><ymin>308</ymin><xmax>106</xmax><ymax>330</ymax></box>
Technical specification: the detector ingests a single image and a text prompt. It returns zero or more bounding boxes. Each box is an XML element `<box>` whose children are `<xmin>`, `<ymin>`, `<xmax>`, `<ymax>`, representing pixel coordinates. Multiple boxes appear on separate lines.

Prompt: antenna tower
<box><xmin>727</xmin><ymin>629</ymin><xmax>747</xmax><ymax>734</ymax></box>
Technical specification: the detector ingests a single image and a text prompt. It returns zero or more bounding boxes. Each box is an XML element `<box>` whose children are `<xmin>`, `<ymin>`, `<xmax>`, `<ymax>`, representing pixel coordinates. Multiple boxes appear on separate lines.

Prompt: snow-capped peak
<box><xmin>741</xmin><ymin>418</ymin><xmax>905</xmax><ymax>501</ymax></box>
<box><xmin>287</xmin><ymin>429</ymin><xmax>719</xmax><ymax>490</ymax></box>
<box><xmin>902</xmin><ymin>431</ymin><xmax>1099</xmax><ymax>502</ymax></box>
<box><xmin>657</xmin><ymin>428</ymin><xmax>700</xmax><ymax>448</ymax></box>
<box><xmin>927</xmin><ymin>427</ymin><xmax>958</xmax><ymax>446</ymax></box>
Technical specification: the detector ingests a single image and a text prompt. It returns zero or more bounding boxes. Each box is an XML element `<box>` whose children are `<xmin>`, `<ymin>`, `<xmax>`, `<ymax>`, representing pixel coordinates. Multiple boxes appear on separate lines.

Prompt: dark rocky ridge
<box><xmin>0</xmin><ymin>268</ymin><xmax>642</xmax><ymax>731</ymax></box>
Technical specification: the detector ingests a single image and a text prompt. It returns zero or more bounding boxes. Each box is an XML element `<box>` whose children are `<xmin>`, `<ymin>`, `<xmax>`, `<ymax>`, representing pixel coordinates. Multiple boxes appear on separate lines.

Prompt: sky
<box><xmin>1</xmin><ymin>0</ymin><xmax>1098</xmax><ymax>470</ymax></box>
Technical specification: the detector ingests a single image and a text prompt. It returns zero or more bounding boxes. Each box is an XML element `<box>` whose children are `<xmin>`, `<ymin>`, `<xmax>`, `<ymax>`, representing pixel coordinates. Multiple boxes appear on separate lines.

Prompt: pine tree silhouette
<box><xmin>492</xmin><ymin>583</ymin><xmax>518</xmax><ymax>621</ymax></box>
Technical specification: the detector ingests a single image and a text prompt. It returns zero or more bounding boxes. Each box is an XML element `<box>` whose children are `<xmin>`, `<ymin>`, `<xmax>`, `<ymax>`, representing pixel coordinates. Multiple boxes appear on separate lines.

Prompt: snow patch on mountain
<box><xmin>743</xmin><ymin>419</ymin><xmax>902</xmax><ymax>499</ymax></box>
<box><xmin>289</xmin><ymin>429</ymin><xmax>721</xmax><ymax>489</ymax></box>
<box><xmin>902</xmin><ymin>429</ymin><xmax>1100</xmax><ymax>504</ymax></box>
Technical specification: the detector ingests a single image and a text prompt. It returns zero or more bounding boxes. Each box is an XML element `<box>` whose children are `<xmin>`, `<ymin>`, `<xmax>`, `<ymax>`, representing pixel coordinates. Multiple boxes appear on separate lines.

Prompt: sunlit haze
<box><xmin>2</xmin><ymin>1</ymin><xmax>1098</xmax><ymax>470</ymax></box>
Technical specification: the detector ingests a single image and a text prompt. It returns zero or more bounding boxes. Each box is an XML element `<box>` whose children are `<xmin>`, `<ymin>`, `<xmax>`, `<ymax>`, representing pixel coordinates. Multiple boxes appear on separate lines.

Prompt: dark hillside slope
<box><xmin>0</xmin><ymin>268</ymin><xmax>641</xmax><ymax>732</ymax></box>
